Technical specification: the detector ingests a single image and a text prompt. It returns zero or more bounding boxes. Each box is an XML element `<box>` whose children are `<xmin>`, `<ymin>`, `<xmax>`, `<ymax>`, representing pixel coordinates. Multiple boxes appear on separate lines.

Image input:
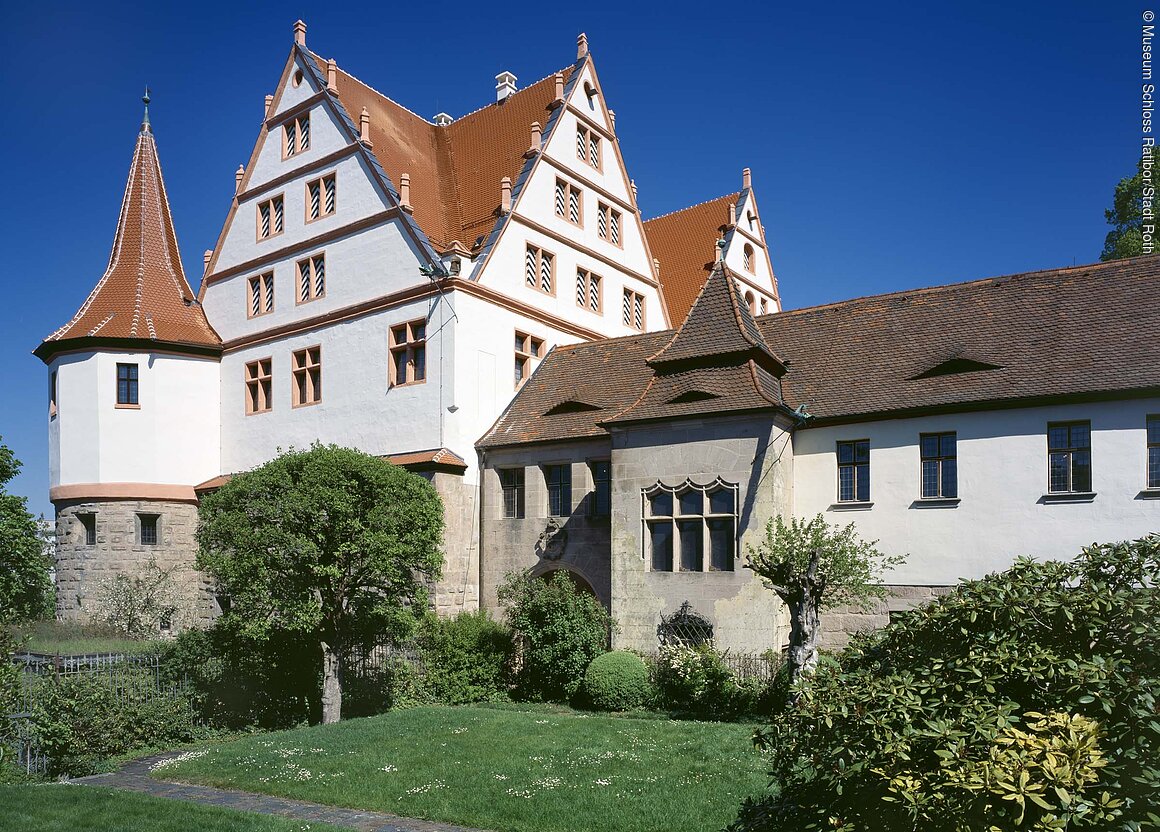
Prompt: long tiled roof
<box><xmin>478</xmin><ymin>257</ymin><xmax>1160</xmax><ymax>447</ymax></box>
<box><xmin>643</xmin><ymin>194</ymin><xmax>737</xmax><ymax>326</ymax></box>
<box><xmin>36</xmin><ymin>121</ymin><xmax>220</xmax><ymax>361</ymax></box>
<box><xmin>312</xmin><ymin>52</ymin><xmax>575</xmax><ymax>252</ymax></box>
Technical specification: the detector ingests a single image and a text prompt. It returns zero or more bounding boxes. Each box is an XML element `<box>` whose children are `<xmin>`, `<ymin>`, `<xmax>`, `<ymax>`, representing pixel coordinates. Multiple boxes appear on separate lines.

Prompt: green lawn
<box><xmin>0</xmin><ymin>786</ymin><xmax>347</xmax><ymax>832</ymax></box>
<box><xmin>159</xmin><ymin>704</ymin><xmax>769</xmax><ymax>832</ymax></box>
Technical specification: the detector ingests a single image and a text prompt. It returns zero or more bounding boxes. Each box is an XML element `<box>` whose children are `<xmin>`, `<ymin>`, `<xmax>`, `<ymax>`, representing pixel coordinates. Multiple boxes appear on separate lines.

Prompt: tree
<box><xmin>0</xmin><ymin>437</ymin><xmax>53</xmax><ymax>623</ymax></box>
<box><xmin>1101</xmin><ymin>154</ymin><xmax>1150</xmax><ymax>261</ymax></box>
<box><xmin>746</xmin><ymin>514</ymin><xmax>904</xmax><ymax>692</ymax></box>
<box><xmin>196</xmin><ymin>445</ymin><xmax>444</xmax><ymax>723</ymax></box>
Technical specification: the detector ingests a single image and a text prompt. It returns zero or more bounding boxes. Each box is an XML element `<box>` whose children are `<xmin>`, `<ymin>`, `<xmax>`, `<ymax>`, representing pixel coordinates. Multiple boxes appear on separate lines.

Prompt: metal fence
<box><xmin>641</xmin><ymin>649</ymin><xmax>784</xmax><ymax>683</ymax></box>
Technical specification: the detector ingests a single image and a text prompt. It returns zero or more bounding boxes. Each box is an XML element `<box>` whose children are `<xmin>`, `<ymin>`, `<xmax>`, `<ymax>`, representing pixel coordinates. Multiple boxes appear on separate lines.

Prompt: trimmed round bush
<box><xmin>581</xmin><ymin>651</ymin><xmax>652</xmax><ymax>711</ymax></box>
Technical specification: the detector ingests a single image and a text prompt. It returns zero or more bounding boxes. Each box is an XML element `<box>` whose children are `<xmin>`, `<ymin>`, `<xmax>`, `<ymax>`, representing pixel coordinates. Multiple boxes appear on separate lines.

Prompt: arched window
<box><xmin>643</xmin><ymin>478</ymin><xmax>738</xmax><ymax>573</ymax></box>
<box><xmin>743</xmin><ymin>243</ymin><xmax>754</xmax><ymax>272</ymax></box>
<box><xmin>745</xmin><ymin>291</ymin><xmax>756</xmax><ymax>315</ymax></box>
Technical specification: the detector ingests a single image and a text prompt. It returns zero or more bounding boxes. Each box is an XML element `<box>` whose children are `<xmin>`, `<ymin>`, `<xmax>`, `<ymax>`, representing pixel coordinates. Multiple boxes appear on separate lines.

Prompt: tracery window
<box><xmin>643</xmin><ymin>479</ymin><xmax>738</xmax><ymax>572</ymax></box>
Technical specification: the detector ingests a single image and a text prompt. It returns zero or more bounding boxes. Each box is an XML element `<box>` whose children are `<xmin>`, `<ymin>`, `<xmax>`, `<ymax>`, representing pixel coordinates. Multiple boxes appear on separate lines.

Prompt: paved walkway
<box><xmin>75</xmin><ymin>753</ymin><xmax>485</xmax><ymax>832</ymax></box>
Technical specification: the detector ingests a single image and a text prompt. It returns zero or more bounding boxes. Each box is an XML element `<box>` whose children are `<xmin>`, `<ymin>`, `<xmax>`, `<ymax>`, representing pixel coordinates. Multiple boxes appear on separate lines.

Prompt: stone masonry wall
<box><xmin>427</xmin><ymin>471</ymin><xmax>480</xmax><ymax>616</ymax></box>
<box><xmin>54</xmin><ymin>498</ymin><xmax>215</xmax><ymax>631</ymax></box>
<box><xmin>819</xmin><ymin>584</ymin><xmax>954</xmax><ymax>650</ymax></box>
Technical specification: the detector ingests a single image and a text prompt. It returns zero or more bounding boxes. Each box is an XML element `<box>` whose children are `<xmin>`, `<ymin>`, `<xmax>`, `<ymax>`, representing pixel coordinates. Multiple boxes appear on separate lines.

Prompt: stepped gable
<box><xmin>312</xmin><ymin>51</ymin><xmax>577</xmax><ymax>252</ymax></box>
<box><xmin>35</xmin><ymin>103</ymin><xmax>220</xmax><ymax>362</ymax></box>
<box><xmin>757</xmin><ymin>256</ymin><xmax>1160</xmax><ymax>423</ymax></box>
<box><xmin>643</xmin><ymin>194</ymin><xmax>738</xmax><ymax>326</ymax></box>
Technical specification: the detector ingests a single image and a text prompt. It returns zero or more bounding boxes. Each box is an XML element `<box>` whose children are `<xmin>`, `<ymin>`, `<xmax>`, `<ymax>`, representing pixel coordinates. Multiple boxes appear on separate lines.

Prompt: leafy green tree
<box><xmin>1101</xmin><ymin>154</ymin><xmax>1151</xmax><ymax>261</ymax></box>
<box><xmin>746</xmin><ymin>514</ymin><xmax>904</xmax><ymax>691</ymax></box>
<box><xmin>731</xmin><ymin>536</ymin><xmax>1160</xmax><ymax>832</ymax></box>
<box><xmin>0</xmin><ymin>437</ymin><xmax>53</xmax><ymax>623</ymax></box>
<box><xmin>196</xmin><ymin>445</ymin><xmax>444</xmax><ymax>723</ymax></box>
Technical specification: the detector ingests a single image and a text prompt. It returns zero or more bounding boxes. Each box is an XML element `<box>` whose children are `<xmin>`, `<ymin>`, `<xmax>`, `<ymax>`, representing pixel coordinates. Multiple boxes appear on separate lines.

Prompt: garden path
<box><xmin>74</xmin><ymin>753</ymin><xmax>486</xmax><ymax>832</ymax></box>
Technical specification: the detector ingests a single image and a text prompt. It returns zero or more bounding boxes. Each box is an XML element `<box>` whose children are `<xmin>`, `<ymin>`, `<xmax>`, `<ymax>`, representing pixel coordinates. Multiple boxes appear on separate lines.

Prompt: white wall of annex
<box><xmin>220</xmin><ymin>296</ymin><xmax>452</xmax><ymax>474</ymax></box>
<box><xmin>792</xmin><ymin>398</ymin><xmax>1160</xmax><ymax>585</ymax></box>
<box><xmin>51</xmin><ymin>351</ymin><xmax>219</xmax><ymax>487</ymax></box>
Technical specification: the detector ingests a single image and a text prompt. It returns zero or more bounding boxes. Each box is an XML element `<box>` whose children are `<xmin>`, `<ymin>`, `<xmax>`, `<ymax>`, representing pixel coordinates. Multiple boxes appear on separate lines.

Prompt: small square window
<box><xmin>139</xmin><ymin>514</ymin><xmax>159</xmax><ymax>546</ymax></box>
<box><xmin>79</xmin><ymin>513</ymin><xmax>96</xmax><ymax>546</ymax></box>
<box><xmin>116</xmin><ymin>363</ymin><xmax>139</xmax><ymax>407</ymax></box>
<box><xmin>514</xmin><ymin>331</ymin><xmax>545</xmax><ymax>388</ymax></box>
<box><xmin>390</xmin><ymin>319</ymin><xmax>427</xmax><ymax>386</ymax></box>
<box><xmin>245</xmin><ymin>358</ymin><xmax>273</xmax><ymax>414</ymax></box>
<box><xmin>291</xmin><ymin>346</ymin><xmax>322</xmax><ymax>406</ymax></box>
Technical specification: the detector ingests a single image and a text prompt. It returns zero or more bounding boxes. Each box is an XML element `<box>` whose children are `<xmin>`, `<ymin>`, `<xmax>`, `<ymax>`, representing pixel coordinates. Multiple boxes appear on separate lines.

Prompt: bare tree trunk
<box><xmin>781</xmin><ymin>551</ymin><xmax>824</xmax><ymax>698</ymax></box>
<box><xmin>320</xmin><ymin>639</ymin><xmax>344</xmax><ymax>724</ymax></box>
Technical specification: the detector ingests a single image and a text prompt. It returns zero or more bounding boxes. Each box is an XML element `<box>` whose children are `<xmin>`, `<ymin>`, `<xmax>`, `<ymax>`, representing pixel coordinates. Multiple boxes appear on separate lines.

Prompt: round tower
<box><xmin>34</xmin><ymin>93</ymin><xmax>222</xmax><ymax>630</ymax></box>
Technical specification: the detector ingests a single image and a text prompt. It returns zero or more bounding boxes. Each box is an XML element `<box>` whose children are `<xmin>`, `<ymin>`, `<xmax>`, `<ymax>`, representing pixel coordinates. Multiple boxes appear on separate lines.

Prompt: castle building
<box><xmin>36</xmin><ymin>23</ymin><xmax>1159</xmax><ymax>648</ymax></box>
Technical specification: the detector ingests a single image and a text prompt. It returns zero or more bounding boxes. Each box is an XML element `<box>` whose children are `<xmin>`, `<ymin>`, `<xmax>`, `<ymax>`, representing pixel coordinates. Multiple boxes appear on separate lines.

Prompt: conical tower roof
<box><xmin>35</xmin><ymin>96</ymin><xmax>220</xmax><ymax>362</ymax></box>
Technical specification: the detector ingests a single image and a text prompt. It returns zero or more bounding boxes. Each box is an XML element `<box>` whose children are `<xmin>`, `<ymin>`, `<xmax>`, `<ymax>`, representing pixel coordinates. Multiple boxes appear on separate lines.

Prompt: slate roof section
<box><xmin>477</xmin><ymin>257</ymin><xmax>1160</xmax><ymax>448</ymax></box>
<box><xmin>642</xmin><ymin>194</ymin><xmax>737</xmax><ymax>326</ymax></box>
<box><xmin>36</xmin><ymin>121</ymin><xmax>221</xmax><ymax>362</ymax></box>
<box><xmin>311</xmin><ymin>52</ymin><xmax>576</xmax><ymax>253</ymax></box>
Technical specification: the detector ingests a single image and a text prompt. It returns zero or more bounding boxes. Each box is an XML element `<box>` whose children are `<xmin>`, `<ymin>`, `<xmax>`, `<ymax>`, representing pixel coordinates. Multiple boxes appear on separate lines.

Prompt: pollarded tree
<box><xmin>746</xmin><ymin>514</ymin><xmax>904</xmax><ymax>691</ymax></box>
<box><xmin>197</xmin><ymin>445</ymin><xmax>444</xmax><ymax>723</ymax></box>
<box><xmin>0</xmin><ymin>437</ymin><xmax>53</xmax><ymax>624</ymax></box>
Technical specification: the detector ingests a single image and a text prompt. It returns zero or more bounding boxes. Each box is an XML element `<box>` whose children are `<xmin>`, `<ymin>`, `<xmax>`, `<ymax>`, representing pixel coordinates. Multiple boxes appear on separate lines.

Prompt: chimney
<box><xmin>742</xmin><ymin>167</ymin><xmax>752</xmax><ymax>190</ymax></box>
<box><xmin>577</xmin><ymin>33</ymin><xmax>589</xmax><ymax>59</ymax></box>
<box><xmin>264</xmin><ymin>94</ymin><xmax>274</xmax><ymax>118</ymax></box>
<box><xmin>433</xmin><ymin>112</ymin><xmax>453</xmax><ymax>127</ymax></box>
<box><xmin>728</xmin><ymin>202</ymin><xmax>737</xmax><ymax>226</ymax></box>
<box><xmin>495</xmin><ymin>71</ymin><xmax>517</xmax><ymax>102</ymax></box>
<box><xmin>293</xmin><ymin>20</ymin><xmax>307</xmax><ymax>46</ymax></box>
<box><xmin>203</xmin><ymin>250</ymin><xmax>213</xmax><ymax>274</ymax></box>
<box><xmin>359</xmin><ymin>107</ymin><xmax>372</xmax><ymax>146</ymax></box>
<box><xmin>235</xmin><ymin>165</ymin><xmax>245</xmax><ymax>193</ymax></box>
<box><xmin>500</xmin><ymin>177</ymin><xmax>512</xmax><ymax>214</ymax></box>
<box><xmin>529</xmin><ymin>121</ymin><xmax>542</xmax><ymax>153</ymax></box>
<box><xmin>553</xmin><ymin>73</ymin><xmax>565</xmax><ymax>104</ymax></box>
<box><xmin>326</xmin><ymin>59</ymin><xmax>337</xmax><ymax>92</ymax></box>
<box><xmin>399</xmin><ymin>173</ymin><xmax>412</xmax><ymax>213</ymax></box>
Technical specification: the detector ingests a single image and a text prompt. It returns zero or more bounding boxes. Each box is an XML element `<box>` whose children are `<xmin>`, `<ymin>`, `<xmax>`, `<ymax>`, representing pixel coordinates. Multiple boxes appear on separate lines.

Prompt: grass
<box><xmin>7</xmin><ymin>620</ymin><xmax>160</xmax><ymax>655</ymax></box>
<box><xmin>0</xmin><ymin>785</ymin><xmax>348</xmax><ymax>832</ymax></box>
<box><xmin>159</xmin><ymin>704</ymin><xmax>770</xmax><ymax>832</ymax></box>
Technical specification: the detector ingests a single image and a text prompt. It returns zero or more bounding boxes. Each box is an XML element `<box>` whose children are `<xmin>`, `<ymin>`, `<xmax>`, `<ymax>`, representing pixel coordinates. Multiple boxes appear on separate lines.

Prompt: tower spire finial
<box><xmin>141</xmin><ymin>86</ymin><xmax>151</xmax><ymax>132</ymax></box>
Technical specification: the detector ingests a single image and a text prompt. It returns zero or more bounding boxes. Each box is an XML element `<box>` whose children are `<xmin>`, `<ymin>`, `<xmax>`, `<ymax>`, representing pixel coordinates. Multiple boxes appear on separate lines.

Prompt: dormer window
<box><xmin>306</xmin><ymin>173</ymin><xmax>336</xmax><ymax>222</ymax></box>
<box><xmin>284</xmin><ymin>114</ymin><xmax>310</xmax><ymax>158</ymax></box>
<box><xmin>555</xmin><ymin>179</ymin><xmax>583</xmax><ymax>227</ymax></box>
<box><xmin>576</xmin><ymin>125</ymin><xmax>601</xmax><ymax>170</ymax></box>
<box><xmin>257</xmin><ymin>196</ymin><xmax>284</xmax><ymax>240</ymax></box>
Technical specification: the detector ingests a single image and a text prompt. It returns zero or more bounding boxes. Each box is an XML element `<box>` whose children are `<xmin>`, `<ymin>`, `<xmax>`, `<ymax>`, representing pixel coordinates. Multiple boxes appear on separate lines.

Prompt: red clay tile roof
<box><xmin>643</xmin><ymin>194</ymin><xmax>737</xmax><ymax>326</ymax></box>
<box><xmin>478</xmin><ymin>257</ymin><xmax>1160</xmax><ymax>447</ymax></box>
<box><xmin>313</xmin><ymin>52</ymin><xmax>574</xmax><ymax>251</ymax></box>
<box><xmin>36</xmin><ymin>124</ymin><xmax>220</xmax><ymax>362</ymax></box>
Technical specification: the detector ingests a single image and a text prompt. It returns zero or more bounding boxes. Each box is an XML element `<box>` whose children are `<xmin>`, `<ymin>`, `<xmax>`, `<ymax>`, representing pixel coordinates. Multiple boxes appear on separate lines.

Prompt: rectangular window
<box><xmin>575</xmin><ymin>268</ymin><xmax>602</xmax><ymax>313</ymax></box>
<box><xmin>139</xmin><ymin>514</ymin><xmax>159</xmax><ymax>546</ymax></box>
<box><xmin>1048</xmin><ymin>421</ymin><xmax>1092</xmax><ymax>493</ymax></box>
<box><xmin>296</xmin><ymin>254</ymin><xmax>326</xmax><ymax>304</ymax></box>
<box><xmin>247</xmin><ymin>272</ymin><xmax>274</xmax><ymax>318</ymax></box>
<box><xmin>500</xmin><ymin>469</ymin><xmax>525</xmax><ymax>519</ymax></box>
<box><xmin>1149</xmin><ymin>415</ymin><xmax>1160</xmax><ymax>490</ymax></box>
<box><xmin>291</xmin><ymin>346</ymin><xmax>322</xmax><ymax>407</ymax></box>
<box><xmin>576</xmin><ymin>125</ymin><xmax>601</xmax><ymax>170</ymax></box>
<box><xmin>590</xmin><ymin>460</ymin><xmax>611</xmax><ymax>517</ymax></box>
<box><xmin>597</xmin><ymin>203</ymin><xmax>622</xmax><ymax>246</ymax></box>
<box><xmin>390</xmin><ymin>319</ymin><xmax>427</xmax><ymax>386</ymax></box>
<box><xmin>256</xmin><ymin>195</ymin><xmax>284</xmax><ymax>240</ymax></box>
<box><xmin>514</xmin><ymin>331</ymin><xmax>545</xmax><ymax>388</ymax></box>
<box><xmin>524</xmin><ymin>244</ymin><xmax>555</xmax><ymax>295</ymax></box>
<box><xmin>622</xmin><ymin>288</ymin><xmax>645</xmax><ymax>331</ymax></box>
<box><xmin>116</xmin><ymin>363</ymin><xmax>139</xmax><ymax>406</ymax></box>
<box><xmin>837</xmin><ymin>440</ymin><xmax>870</xmax><ymax>502</ymax></box>
<box><xmin>79</xmin><ymin>513</ymin><xmax>96</xmax><ymax>546</ymax></box>
<box><xmin>284</xmin><ymin>113</ymin><xmax>310</xmax><ymax>157</ymax></box>
<box><xmin>645</xmin><ymin>484</ymin><xmax>737</xmax><ymax>572</ymax></box>
<box><xmin>245</xmin><ymin>358</ymin><xmax>273</xmax><ymax>414</ymax></box>
<box><xmin>306</xmin><ymin>173</ymin><xmax>336</xmax><ymax>222</ymax></box>
<box><xmin>554</xmin><ymin>179</ymin><xmax>583</xmax><ymax>226</ymax></box>
<box><xmin>920</xmin><ymin>432</ymin><xmax>957</xmax><ymax>498</ymax></box>
<box><xmin>544</xmin><ymin>464</ymin><xmax>572</xmax><ymax>517</ymax></box>
<box><xmin>49</xmin><ymin>371</ymin><xmax>57</xmax><ymax>419</ymax></box>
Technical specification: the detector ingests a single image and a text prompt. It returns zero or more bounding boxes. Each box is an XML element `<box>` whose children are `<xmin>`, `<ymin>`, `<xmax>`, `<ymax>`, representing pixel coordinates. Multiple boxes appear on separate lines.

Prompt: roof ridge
<box><xmin>448</xmin><ymin>65</ymin><xmax>573</xmax><ymax>125</ymax></box>
<box><xmin>760</xmin><ymin>257</ymin><xmax>1160</xmax><ymax>320</ymax></box>
<box><xmin>643</xmin><ymin>192</ymin><xmax>739</xmax><ymax>225</ymax></box>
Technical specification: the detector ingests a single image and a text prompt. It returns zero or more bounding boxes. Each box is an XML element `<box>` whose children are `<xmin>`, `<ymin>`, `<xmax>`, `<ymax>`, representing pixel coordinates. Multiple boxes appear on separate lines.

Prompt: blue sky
<box><xmin>0</xmin><ymin>1</ymin><xmax>1142</xmax><ymax>516</ymax></box>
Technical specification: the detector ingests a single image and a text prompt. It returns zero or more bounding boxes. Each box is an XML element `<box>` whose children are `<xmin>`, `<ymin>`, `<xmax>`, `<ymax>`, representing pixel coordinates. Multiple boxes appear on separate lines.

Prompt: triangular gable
<box><xmin>643</xmin><ymin>194</ymin><xmax>736</xmax><ymax>327</ymax></box>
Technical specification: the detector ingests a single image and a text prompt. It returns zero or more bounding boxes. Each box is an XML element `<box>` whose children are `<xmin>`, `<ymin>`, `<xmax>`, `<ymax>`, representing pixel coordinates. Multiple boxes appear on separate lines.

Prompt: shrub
<box><xmin>418</xmin><ymin>610</ymin><xmax>513</xmax><ymax>705</ymax></box>
<box><xmin>730</xmin><ymin>536</ymin><xmax>1160</xmax><ymax>832</ymax></box>
<box><xmin>31</xmin><ymin>669</ymin><xmax>198</xmax><ymax>776</ymax></box>
<box><xmin>499</xmin><ymin>571</ymin><xmax>613</xmax><ymax>702</ymax></box>
<box><xmin>654</xmin><ymin>644</ymin><xmax>739</xmax><ymax>719</ymax></box>
<box><xmin>0</xmin><ymin>629</ymin><xmax>20</xmax><ymax>764</ymax></box>
<box><xmin>93</xmin><ymin>558</ymin><xmax>197</xmax><ymax>637</ymax></box>
<box><xmin>581</xmin><ymin>651</ymin><xmax>652</xmax><ymax>711</ymax></box>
